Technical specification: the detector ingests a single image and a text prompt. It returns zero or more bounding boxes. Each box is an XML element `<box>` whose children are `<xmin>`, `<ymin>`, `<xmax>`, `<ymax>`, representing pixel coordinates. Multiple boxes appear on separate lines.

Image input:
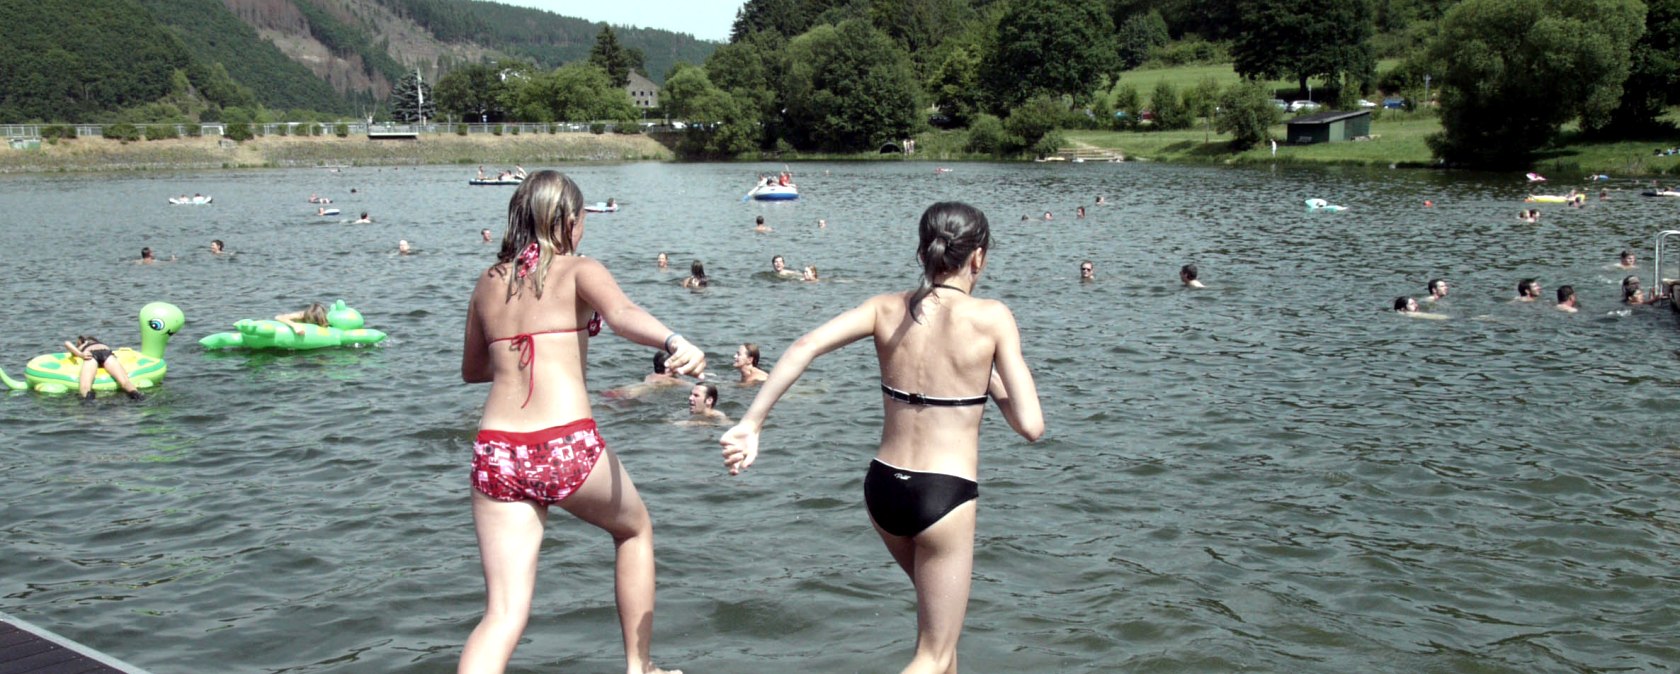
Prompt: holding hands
<box><xmin>719</xmin><ymin>421</ymin><xmax>759</xmax><ymax>475</ymax></box>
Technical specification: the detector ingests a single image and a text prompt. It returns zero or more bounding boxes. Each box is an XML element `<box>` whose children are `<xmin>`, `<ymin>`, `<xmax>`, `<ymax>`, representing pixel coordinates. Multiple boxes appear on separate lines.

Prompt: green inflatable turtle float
<box><xmin>198</xmin><ymin>299</ymin><xmax>387</xmax><ymax>350</ymax></box>
<box><xmin>0</xmin><ymin>302</ymin><xmax>186</xmax><ymax>394</ymax></box>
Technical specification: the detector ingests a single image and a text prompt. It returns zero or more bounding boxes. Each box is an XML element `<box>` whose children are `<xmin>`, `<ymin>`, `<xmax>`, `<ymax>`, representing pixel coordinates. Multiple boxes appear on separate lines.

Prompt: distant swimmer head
<box><xmin>909</xmin><ymin>201</ymin><xmax>991</xmax><ymax>321</ymax></box>
<box><xmin>1392</xmin><ymin>296</ymin><xmax>1417</xmax><ymax>312</ymax></box>
<box><xmin>1557</xmin><ymin>285</ymin><xmax>1576</xmax><ymax>304</ymax></box>
<box><xmin>737</xmin><ymin>343</ymin><xmax>761</xmax><ymax>368</ymax></box>
<box><xmin>502</xmin><ymin>170</ymin><xmax>585</xmax><ymax>296</ymax></box>
<box><xmin>141</xmin><ymin>246</ymin><xmax>155</xmax><ymax>260</ymax></box>
<box><xmin>690</xmin><ymin>260</ymin><xmax>707</xmax><ymax>279</ymax></box>
<box><xmin>771</xmin><ymin>255</ymin><xmax>786</xmax><ymax>272</ymax></box>
<box><xmin>657</xmin><ymin>252</ymin><xmax>668</xmax><ymax>268</ymax></box>
<box><xmin>1622</xmin><ymin>275</ymin><xmax>1643</xmax><ymax>302</ymax></box>
<box><xmin>210</xmin><ymin>239</ymin><xmax>224</xmax><ymax>254</ymax></box>
<box><xmin>1620</xmin><ymin>250</ymin><xmax>1635</xmax><ymax>267</ymax></box>
<box><xmin>1180</xmin><ymin>264</ymin><xmax>1199</xmax><ymax>283</ymax></box>
<box><xmin>689</xmin><ymin>382</ymin><xmax>719</xmax><ymax>414</ymax></box>
<box><xmin>653</xmin><ymin>349</ymin><xmax>669</xmax><ymax>374</ymax></box>
<box><xmin>1428</xmin><ymin>278</ymin><xmax>1447</xmax><ymax>298</ymax></box>
<box><xmin>1517</xmin><ymin>278</ymin><xmax>1540</xmax><ymax>299</ymax></box>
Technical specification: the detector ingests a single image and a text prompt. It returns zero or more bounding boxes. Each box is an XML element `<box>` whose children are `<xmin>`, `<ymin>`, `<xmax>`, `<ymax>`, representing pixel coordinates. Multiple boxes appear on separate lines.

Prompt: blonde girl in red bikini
<box><xmin>459</xmin><ymin>170</ymin><xmax>702</xmax><ymax>674</ymax></box>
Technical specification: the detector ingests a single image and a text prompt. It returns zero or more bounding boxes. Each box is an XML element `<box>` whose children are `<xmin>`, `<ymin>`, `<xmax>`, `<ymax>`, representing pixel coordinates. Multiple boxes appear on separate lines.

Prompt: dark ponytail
<box><xmin>908</xmin><ymin>202</ymin><xmax>991</xmax><ymax>322</ymax></box>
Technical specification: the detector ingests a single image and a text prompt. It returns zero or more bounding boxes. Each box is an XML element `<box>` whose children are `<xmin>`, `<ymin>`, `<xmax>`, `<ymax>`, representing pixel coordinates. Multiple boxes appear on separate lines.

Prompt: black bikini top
<box><xmin>881</xmin><ymin>382</ymin><xmax>988</xmax><ymax>407</ymax></box>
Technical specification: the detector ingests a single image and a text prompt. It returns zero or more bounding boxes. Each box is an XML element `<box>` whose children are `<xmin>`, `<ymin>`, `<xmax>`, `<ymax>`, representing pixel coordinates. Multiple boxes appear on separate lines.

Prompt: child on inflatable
<box><xmin>275</xmin><ymin>303</ymin><xmax>330</xmax><ymax>335</ymax></box>
<box><xmin>64</xmin><ymin>335</ymin><xmax>142</xmax><ymax>401</ymax></box>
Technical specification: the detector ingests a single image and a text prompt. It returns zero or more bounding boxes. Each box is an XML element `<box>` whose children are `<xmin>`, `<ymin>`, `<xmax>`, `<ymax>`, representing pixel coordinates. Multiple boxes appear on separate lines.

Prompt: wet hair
<box><xmin>211</xmin><ymin>239</ymin><xmax>224</xmax><ymax>250</ymax></box>
<box><xmin>76</xmin><ymin>335</ymin><xmax>100</xmax><ymax>348</ymax></box>
<box><xmin>141</xmin><ymin>247</ymin><xmax>154</xmax><ymax>259</ymax></box>
<box><xmin>908</xmin><ymin>202</ymin><xmax>991</xmax><ymax>322</ymax></box>
<box><xmin>1180</xmin><ymin>264</ymin><xmax>1198</xmax><ymax>281</ymax></box>
<box><xmin>498</xmin><ymin>170</ymin><xmax>585</xmax><ymax>299</ymax></box>
<box><xmin>1622</xmin><ymin>275</ymin><xmax>1642</xmax><ymax>302</ymax></box>
<box><xmin>698</xmin><ymin>383</ymin><xmax>719</xmax><ymax>407</ymax></box>
<box><xmin>755</xmin><ymin>215</ymin><xmax>765</xmax><ymax>225</ymax></box>
<box><xmin>1518</xmin><ymin>278</ymin><xmax>1539</xmax><ymax>297</ymax></box>
<box><xmin>652</xmin><ymin>350</ymin><xmax>668</xmax><ymax>374</ymax></box>
<box><xmin>742</xmin><ymin>343</ymin><xmax>761</xmax><ymax>367</ymax></box>
<box><xmin>299</xmin><ymin>302</ymin><xmax>329</xmax><ymax>327</ymax></box>
<box><xmin>689</xmin><ymin>260</ymin><xmax>709</xmax><ymax>286</ymax></box>
<box><xmin>771</xmin><ymin>255</ymin><xmax>784</xmax><ymax>267</ymax></box>
<box><xmin>1427</xmin><ymin>278</ymin><xmax>1445</xmax><ymax>295</ymax></box>
<box><xmin>1392</xmin><ymin>296</ymin><xmax>1412</xmax><ymax>312</ymax></box>
<box><xmin>805</xmin><ymin>265</ymin><xmax>819</xmax><ymax>279</ymax></box>
<box><xmin>1556</xmin><ymin>285</ymin><xmax>1575</xmax><ymax>303</ymax></box>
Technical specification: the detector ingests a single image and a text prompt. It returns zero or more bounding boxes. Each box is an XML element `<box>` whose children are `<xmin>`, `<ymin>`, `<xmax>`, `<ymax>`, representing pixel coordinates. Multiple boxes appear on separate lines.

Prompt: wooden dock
<box><xmin>0</xmin><ymin>612</ymin><xmax>151</xmax><ymax>674</ymax></box>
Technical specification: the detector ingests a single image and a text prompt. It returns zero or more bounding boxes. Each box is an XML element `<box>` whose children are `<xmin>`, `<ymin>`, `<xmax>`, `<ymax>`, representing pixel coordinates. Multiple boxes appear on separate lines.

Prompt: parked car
<box><xmin>1269</xmin><ymin>98</ymin><xmax>1289</xmax><ymax>110</ymax></box>
<box><xmin>1288</xmin><ymin>100</ymin><xmax>1322</xmax><ymax>112</ymax></box>
<box><xmin>1357</xmin><ymin>99</ymin><xmax>1378</xmax><ymax>108</ymax></box>
<box><xmin>1383</xmin><ymin>97</ymin><xmax>1406</xmax><ymax>110</ymax></box>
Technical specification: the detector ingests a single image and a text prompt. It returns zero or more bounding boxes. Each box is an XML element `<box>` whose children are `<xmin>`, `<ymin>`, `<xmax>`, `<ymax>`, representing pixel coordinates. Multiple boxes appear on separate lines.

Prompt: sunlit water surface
<box><xmin>2</xmin><ymin>162</ymin><xmax>1679</xmax><ymax>673</ymax></box>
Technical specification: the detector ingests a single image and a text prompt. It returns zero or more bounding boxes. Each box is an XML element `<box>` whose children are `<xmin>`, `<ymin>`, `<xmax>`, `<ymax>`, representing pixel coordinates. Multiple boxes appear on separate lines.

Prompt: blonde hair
<box><xmin>300</xmin><ymin>303</ymin><xmax>329</xmax><ymax>327</ymax></box>
<box><xmin>498</xmin><ymin>170</ymin><xmax>585</xmax><ymax>299</ymax></box>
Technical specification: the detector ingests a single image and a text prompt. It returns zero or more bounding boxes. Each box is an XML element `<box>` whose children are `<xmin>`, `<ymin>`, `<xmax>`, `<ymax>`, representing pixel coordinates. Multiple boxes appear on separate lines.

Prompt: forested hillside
<box><xmin>1</xmin><ymin>0</ymin><xmax>717</xmax><ymax>123</ymax></box>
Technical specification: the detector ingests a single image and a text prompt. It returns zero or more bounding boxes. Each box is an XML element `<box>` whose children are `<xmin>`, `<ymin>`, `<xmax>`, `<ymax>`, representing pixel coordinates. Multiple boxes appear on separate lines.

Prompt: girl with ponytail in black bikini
<box><xmin>459</xmin><ymin>170</ymin><xmax>701</xmax><ymax>674</ymax></box>
<box><xmin>720</xmin><ymin>201</ymin><xmax>1043</xmax><ymax>674</ymax></box>
<box><xmin>64</xmin><ymin>335</ymin><xmax>144</xmax><ymax>401</ymax></box>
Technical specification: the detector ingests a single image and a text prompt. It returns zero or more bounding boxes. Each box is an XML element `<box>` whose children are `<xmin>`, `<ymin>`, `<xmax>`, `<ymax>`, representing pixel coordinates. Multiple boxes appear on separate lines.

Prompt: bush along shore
<box><xmin>0</xmin><ymin>133</ymin><xmax>673</xmax><ymax>174</ymax></box>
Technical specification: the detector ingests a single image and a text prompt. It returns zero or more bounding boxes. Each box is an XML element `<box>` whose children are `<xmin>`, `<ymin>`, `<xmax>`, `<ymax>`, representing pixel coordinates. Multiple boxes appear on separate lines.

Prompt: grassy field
<box><xmin>1116</xmin><ymin>59</ymin><xmax>1402</xmax><ymax>105</ymax></box>
<box><xmin>0</xmin><ymin>133</ymin><xmax>672</xmax><ymax>173</ymax></box>
<box><xmin>1064</xmin><ymin>110</ymin><xmax>1441</xmax><ymax>167</ymax></box>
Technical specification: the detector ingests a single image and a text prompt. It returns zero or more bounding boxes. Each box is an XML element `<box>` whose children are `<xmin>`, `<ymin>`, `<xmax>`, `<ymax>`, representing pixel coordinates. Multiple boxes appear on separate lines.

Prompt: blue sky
<box><xmin>485</xmin><ymin>1</ymin><xmax>742</xmax><ymax>43</ymax></box>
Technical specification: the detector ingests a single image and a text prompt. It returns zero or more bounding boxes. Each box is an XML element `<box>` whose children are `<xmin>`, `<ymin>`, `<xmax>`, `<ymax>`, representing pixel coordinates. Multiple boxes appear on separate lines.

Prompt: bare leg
<box><xmin>558</xmin><ymin>448</ymin><xmax>680</xmax><ymax>674</ymax></box>
<box><xmin>877</xmin><ymin>501</ymin><xmax>977</xmax><ymax>674</ymax></box>
<box><xmin>78</xmin><ymin>360</ymin><xmax>95</xmax><ymax>397</ymax></box>
<box><xmin>458</xmin><ymin>492</ymin><xmax>547</xmax><ymax>674</ymax></box>
<box><xmin>100</xmin><ymin>358</ymin><xmax>140</xmax><ymax>394</ymax></box>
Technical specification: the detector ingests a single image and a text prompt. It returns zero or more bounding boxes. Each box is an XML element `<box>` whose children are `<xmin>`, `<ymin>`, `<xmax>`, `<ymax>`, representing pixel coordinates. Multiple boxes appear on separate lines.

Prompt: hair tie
<box><xmin>516</xmin><ymin>242</ymin><xmax>541</xmax><ymax>279</ymax></box>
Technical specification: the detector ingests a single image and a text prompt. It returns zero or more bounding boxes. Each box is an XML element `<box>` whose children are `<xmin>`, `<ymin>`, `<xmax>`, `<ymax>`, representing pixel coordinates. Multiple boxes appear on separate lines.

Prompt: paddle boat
<box><xmin>1525</xmin><ymin>193</ymin><xmax>1585</xmax><ymax>204</ymax></box>
<box><xmin>1305</xmin><ymin>198</ymin><xmax>1346</xmax><ymax>212</ymax></box>
<box><xmin>469</xmin><ymin>177</ymin><xmax>523</xmax><ymax>186</ymax></box>
<box><xmin>748</xmin><ymin>183</ymin><xmax>799</xmax><ymax>201</ymax></box>
<box><xmin>1641</xmin><ymin>190</ymin><xmax>1680</xmax><ymax>198</ymax></box>
<box><xmin>198</xmin><ymin>300</ymin><xmax>386</xmax><ymax>351</ymax></box>
<box><xmin>0</xmin><ymin>302</ymin><xmax>185</xmax><ymax>394</ymax></box>
<box><xmin>168</xmin><ymin>195</ymin><xmax>213</xmax><ymax>205</ymax></box>
<box><xmin>584</xmin><ymin>200</ymin><xmax>619</xmax><ymax>213</ymax></box>
<box><xmin>316</xmin><ymin>207</ymin><xmax>342</xmax><ymax>216</ymax></box>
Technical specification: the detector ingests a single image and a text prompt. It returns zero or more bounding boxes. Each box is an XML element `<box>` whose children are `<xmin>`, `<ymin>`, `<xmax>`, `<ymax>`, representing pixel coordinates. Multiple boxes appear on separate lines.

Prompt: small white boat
<box><xmin>317</xmin><ymin>208</ymin><xmax>341</xmax><ymax>217</ymax></box>
<box><xmin>469</xmin><ymin>178</ymin><xmax>523</xmax><ymax>186</ymax></box>
<box><xmin>1305</xmin><ymin>198</ymin><xmax>1346</xmax><ymax>212</ymax></box>
<box><xmin>168</xmin><ymin>195</ymin><xmax>213</xmax><ymax>205</ymax></box>
<box><xmin>584</xmin><ymin>202</ymin><xmax>619</xmax><ymax>213</ymax></box>
<box><xmin>748</xmin><ymin>184</ymin><xmax>799</xmax><ymax>201</ymax></box>
<box><xmin>1641</xmin><ymin>190</ymin><xmax>1680</xmax><ymax>198</ymax></box>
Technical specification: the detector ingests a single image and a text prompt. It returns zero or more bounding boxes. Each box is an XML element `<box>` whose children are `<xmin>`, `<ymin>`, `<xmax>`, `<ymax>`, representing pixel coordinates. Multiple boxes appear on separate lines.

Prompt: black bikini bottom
<box><xmin>863</xmin><ymin>458</ymin><xmax>978</xmax><ymax>537</ymax></box>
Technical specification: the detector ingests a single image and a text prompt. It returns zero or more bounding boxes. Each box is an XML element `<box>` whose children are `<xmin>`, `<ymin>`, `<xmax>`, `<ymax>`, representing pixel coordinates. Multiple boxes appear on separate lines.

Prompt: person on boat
<box><xmin>64</xmin><ymin>335</ymin><xmax>144</xmax><ymax>401</ymax></box>
<box><xmin>513</xmin><ymin>165</ymin><xmax>527</xmax><ymax>180</ymax></box>
<box><xmin>1180</xmin><ymin>264</ymin><xmax>1204</xmax><ymax>288</ymax></box>
<box><xmin>1515</xmin><ymin>278</ymin><xmax>1542</xmax><ymax>302</ymax></box>
<box><xmin>318</xmin><ymin>207</ymin><xmax>333</xmax><ymax>216</ymax></box>
<box><xmin>1080</xmin><ymin>261</ymin><xmax>1094</xmax><ymax>282</ymax></box>
<box><xmin>756</xmin><ymin>175</ymin><xmax>769</xmax><ymax>188</ymax></box>
<box><xmin>496</xmin><ymin>170</ymin><xmax>512</xmax><ymax>181</ymax></box>
<box><xmin>734</xmin><ymin>343</ymin><xmax>768</xmax><ymax>385</ymax></box>
<box><xmin>477</xmin><ymin>166</ymin><xmax>487</xmax><ymax>180</ymax></box>
<box><xmin>1426</xmin><ymin>279</ymin><xmax>1448</xmax><ymax>302</ymax></box>
<box><xmin>606</xmin><ymin>198</ymin><xmax>617</xmax><ymax>209</ymax></box>
<box><xmin>1617</xmin><ymin>250</ymin><xmax>1637</xmax><ymax>270</ymax></box>
<box><xmin>276</xmin><ymin>303</ymin><xmax>330</xmax><ymax>334</ymax></box>
<box><xmin>687</xmin><ymin>383</ymin><xmax>729</xmax><ymax>423</ymax></box>
<box><xmin>720</xmin><ymin>201</ymin><xmax>1043</xmax><ymax>674</ymax></box>
<box><xmin>778</xmin><ymin>172</ymin><xmax>791</xmax><ymax>186</ymax></box>
<box><xmin>755</xmin><ymin>216</ymin><xmax>773</xmax><ymax>234</ymax></box>
<box><xmin>355</xmin><ymin>212</ymin><xmax>372</xmax><ymax>224</ymax></box>
<box><xmin>457</xmin><ymin>170</ymin><xmax>700</xmax><ymax>674</ymax></box>
<box><xmin>1556</xmin><ymin>285</ymin><xmax>1579</xmax><ymax>313</ymax></box>
<box><xmin>682</xmin><ymin>260</ymin><xmax>709</xmax><ymax>288</ymax></box>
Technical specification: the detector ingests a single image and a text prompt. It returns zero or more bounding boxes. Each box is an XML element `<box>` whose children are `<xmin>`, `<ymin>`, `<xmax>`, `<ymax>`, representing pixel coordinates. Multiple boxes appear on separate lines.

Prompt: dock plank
<box><xmin>0</xmin><ymin>616</ymin><xmax>148</xmax><ymax>674</ymax></box>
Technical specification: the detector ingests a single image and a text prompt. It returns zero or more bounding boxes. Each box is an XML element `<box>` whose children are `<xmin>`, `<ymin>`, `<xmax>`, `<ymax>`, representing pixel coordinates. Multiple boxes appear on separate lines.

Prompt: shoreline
<box><xmin>0</xmin><ymin>133</ymin><xmax>674</xmax><ymax>174</ymax></box>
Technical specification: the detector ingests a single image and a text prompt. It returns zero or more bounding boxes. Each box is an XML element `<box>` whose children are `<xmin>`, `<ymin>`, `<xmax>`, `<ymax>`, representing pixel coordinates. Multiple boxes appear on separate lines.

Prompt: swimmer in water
<box><xmin>209</xmin><ymin>239</ymin><xmax>226</xmax><ymax>255</ymax></box>
<box><xmin>1080</xmin><ymin>261</ymin><xmax>1094</xmax><ymax>282</ymax></box>
<box><xmin>685</xmin><ymin>383</ymin><xmax>729</xmax><ymax>424</ymax></box>
<box><xmin>1393</xmin><ymin>296</ymin><xmax>1447</xmax><ymax>320</ymax></box>
<box><xmin>355</xmin><ymin>212</ymin><xmax>372</xmax><ymax>224</ymax></box>
<box><xmin>1555</xmin><ymin>285</ymin><xmax>1578</xmax><ymax>313</ymax></box>
<box><xmin>754</xmin><ymin>215</ymin><xmax>773</xmax><ymax>233</ymax></box>
<box><xmin>397</xmin><ymin>240</ymin><xmax>411</xmax><ymax>255</ymax></box>
<box><xmin>1426</xmin><ymin>278</ymin><xmax>1448</xmax><ymax>302</ymax></box>
<box><xmin>770</xmin><ymin>255</ymin><xmax>797</xmax><ymax>278</ymax></box>
<box><xmin>802</xmin><ymin>265</ymin><xmax>819</xmax><ymax>282</ymax></box>
<box><xmin>682</xmin><ymin>260</ymin><xmax>709</xmax><ymax>288</ymax></box>
<box><xmin>721</xmin><ymin>201</ymin><xmax>1043</xmax><ymax>674</ymax></box>
<box><xmin>1617</xmin><ymin>250</ymin><xmax>1637</xmax><ymax>270</ymax></box>
<box><xmin>1622</xmin><ymin>275</ymin><xmax>1661</xmax><ymax>305</ymax></box>
<box><xmin>656</xmin><ymin>252</ymin><xmax>669</xmax><ymax>269</ymax></box>
<box><xmin>733</xmin><ymin>343</ymin><xmax>768</xmax><ymax>385</ymax></box>
<box><xmin>1515</xmin><ymin>278</ymin><xmax>1541</xmax><ymax>302</ymax></box>
<box><xmin>1076</xmin><ymin>206</ymin><xmax>1086</xmax><ymax>219</ymax></box>
<box><xmin>481</xmin><ymin>228</ymin><xmax>493</xmax><ymax>243</ymax></box>
<box><xmin>1180</xmin><ymin>264</ymin><xmax>1204</xmax><ymax>288</ymax></box>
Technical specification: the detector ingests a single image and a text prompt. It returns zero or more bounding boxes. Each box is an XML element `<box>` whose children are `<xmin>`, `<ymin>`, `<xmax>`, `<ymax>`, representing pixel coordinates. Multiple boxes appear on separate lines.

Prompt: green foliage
<box><xmin>1004</xmin><ymin>94</ymin><xmax>1063</xmax><ymax>153</ymax></box>
<box><xmin>661</xmin><ymin>66</ymin><xmax>761</xmax><ymax>157</ymax></box>
<box><xmin>1112</xmin><ymin>84</ymin><xmax>1142</xmax><ymax>130</ymax></box>
<box><xmin>133</xmin><ymin>0</ymin><xmax>336</xmax><ymax>114</ymax></box>
<box><xmin>1111</xmin><ymin>0</ymin><xmax>1242</xmax><ymax>42</ymax></box>
<box><xmin>982</xmin><ymin>0</ymin><xmax>1118</xmax><ymax>110</ymax></box>
<box><xmin>41</xmin><ymin>125</ymin><xmax>76</xmax><ymax>141</ymax></box>
<box><xmin>291</xmin><ymin>0</ymin><xmax>406</xmax><ymax>84</ymax></box>
<box><xmin>589</xmin><ymin>26</ymin><xmax>642</xmax><ymax>87</ymax></box>
<box><xmin>590</xmin><ymin>122</ymin><xmax>606</xmax><ymax>134</ymax></box>
<box><xmin>144</xmin><ymin>124</ymin><xmax>180</xmax><ymax>140</ymax></box>
<box><xmin>1426</xmin><ymin>0</ymin><xmax>1646</xmax><ymax>167</ymax></box>
<box><xmin>334</xmin><ymin>123</ymin><xmax>349</xmax><ymax>138</ymax></box>
<box><xmin>224</xmin><ymin>123</ymin><xmax>254</xmax><ymax>142</ymax></box>
<box><xmin>1608</xmin><ymin>0</ymin><xmax>1680</xmax><ymax>131</ymax></box>
<box><xmin>926</xmin><ymin>46</ymin><xmax>982</xmax><ymax>127</ymax></box>
<box><xmin>867</xmin><ymin>0</ymin><xmax>978</xmax><ymax>66</ymax></box>
<box><xmin>0</xmin><ymin>0</ymin><xmax>194</xmax><ymax>121</ymax></box>
<box><xmin>104</xmin><ymin>123</ymin><xmax>141</xmax><ymax>142</ymax></box>
<box><xmin>1231</xmin><ymin>0</ymin><xmax>1377</xmax><ymax>97</ymax></box>
<box><xmin>511</xmin><ymin>63</ymin><xmax>635</xmax><ymax>123</ymax></box>
<box><xmin>781</xmin><ymin>21</ymin><xmax>923</xmax><ymax>152</ymax></box>
<box><xmin>434</xmin><ymin>63</ymin><xmax>513</xmax><ymax>123</ymax></box>
<box><xmin>1147</xmin><ymin>37</ymin><xmax>1229</xmax><ymax>67</ymax></box>
<box><xmin>966</xmin><ymin>113</ymin><xmax>1008</xmax><ymax>155</ymax></box>
<box><xmin>388</xmin><ymin>71</ymin><xmax>436</xmax><ymax>123</ymax></box>
<box><xmin>1116</xmin><ymin>10</ymin><xmax>1170</xmax><ymax>70</ymax></box>
<box><xmin>1215</xmin><ymin>80</ymin><xmax>1279</xmax><ymax>150</ymax></box>
<box><xmin>1184</xmin><ymin>76</ymin><xmax>1221</xmax><ymax>121</ymax></box>
<box><xmin>1149</xmin><ymin>81</ymin><xmax>1192</xmax><ymax>130</ymax></box>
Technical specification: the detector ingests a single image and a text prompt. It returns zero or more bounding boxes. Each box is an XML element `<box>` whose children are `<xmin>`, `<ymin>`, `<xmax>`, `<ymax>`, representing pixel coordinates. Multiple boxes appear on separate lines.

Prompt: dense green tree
<box><xmin>660</xmin><ymin>65</ymin><xmax>761</xmax><ymax>156</ymax></box>
<box><xmin>730</xmin><ymin>0</ymin><xmax>855</xmax><ymax>40</ymax></box>
<box><xmin>868</xmin><ymin>0</ymin><xmax>978</xmax><ymax>67</ymax></box>
<box><xmin>1112</xmin><ymin>83</ymin><xmax>1142</xmax><ymax>130</ymax></box>
<box><xmin>589</xmin><ymin>26</ymin><xmax>640</xmax><ymax>87</ymax></box>
<box><xmin>1426</xmin><ymin>0</ymin><xmax>1645</xmax><ymax>167</ymax></box>
<box><xmin>1215</xmin><ymin>80</ymin><xmax>1279</xmax><ymax>150</ymax></box>
<box><xmin>434</xmin><ymin>63</ymin><xmax>512</xmax><ymax>123</ymax></box>
<box><xmin>1230</xmin><ymin>0</ymin><xmax>1376</xmax><ymax>98</ymax></box>
<box><xmin>1608</xmin><ymin>0</ymin><xmax>1680</xmax><ymax>131</ymax></box>
<box><xmin>511</xmin><ymin>63</ymin><xmax>636</xmax><ymax>123</ymax></box>
<box><xmin>1003</xmin><ymin>94</ymin><xmax>1064</xmax><ymax>153</ymax></box>
<box><xmin>781</xmin><ymin>20</ymin><xmax>923</xmax><ymax>152</ymax></box>
<box><xmin>927</xmin><ymin>46</ymin><xmax>983</xmax><ymax>126</ymax></box>
<box><xmin>1115</xmin><ymin>10</ymin><xmax>1170</xmax><ymax>70</ymax></box>
<box><xmin>981</xmin><ymin>0</ymin><xmax>1117</xmax><ymax>111</ymax></box>
<box><xmin>1150</xmin><ymin>80</ymin><xmax>1192</xmax><ymax>130</ymax></box>
<box><xmin>705</xmin><ymin>31</ymin><xmax>788</xmax><ymax>147</ymax></box>
<box><xmin>388</xmin><ymin>71</ymin><xmax>436</xmax><ymax>123</ymax></box>
<box><xmin>966</xmin><ymin>113</ymin><xmax>1008</xmax><ymax>155</ymax></box>
<box><xmin>1110</xmin><ymin>0</ymin><xmax>1242</xmax><ymax>41</ymax></box>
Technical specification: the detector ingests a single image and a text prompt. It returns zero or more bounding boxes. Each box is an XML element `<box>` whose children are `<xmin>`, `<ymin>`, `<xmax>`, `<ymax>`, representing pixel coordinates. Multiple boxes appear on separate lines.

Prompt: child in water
<box><xmin>63</xmin><ymin>335</ymin><xmax>143</xmax><ymax>400</ymax></box>
<box><xmin>458</xmin><ymin>170</ymin><xmax>701</xmax><ymax>673</ymax></box>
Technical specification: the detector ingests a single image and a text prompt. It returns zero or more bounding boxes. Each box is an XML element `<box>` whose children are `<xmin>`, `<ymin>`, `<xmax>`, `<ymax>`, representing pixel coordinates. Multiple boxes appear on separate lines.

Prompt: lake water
<box><xmin>2</xmin><ymin>161</ymin><xmax>1678</xmax><ymax>673</ymax></box>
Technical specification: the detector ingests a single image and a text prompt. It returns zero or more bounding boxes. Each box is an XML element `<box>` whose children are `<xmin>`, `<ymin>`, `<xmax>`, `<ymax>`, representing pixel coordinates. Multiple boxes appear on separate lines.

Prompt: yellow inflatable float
<box><xmin>0</xmin><ymin>302</ymin><xmax>186</xmax><ymax>394</ymax></box>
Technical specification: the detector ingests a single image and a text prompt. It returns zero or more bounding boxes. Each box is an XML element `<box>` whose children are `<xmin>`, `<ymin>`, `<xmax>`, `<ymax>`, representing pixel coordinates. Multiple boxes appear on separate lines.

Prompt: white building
<box><xmin>626</xmin><ymin>72</ymin><xmax>659</xmax><ymax>109</ymax></box>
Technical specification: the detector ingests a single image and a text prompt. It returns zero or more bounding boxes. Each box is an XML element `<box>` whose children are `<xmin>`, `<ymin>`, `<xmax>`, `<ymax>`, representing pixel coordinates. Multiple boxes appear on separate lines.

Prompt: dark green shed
<box><xmin>1286</xmin><ymin>110</ymin><xmax>1372</xmax><ymax>144</ymax></box>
